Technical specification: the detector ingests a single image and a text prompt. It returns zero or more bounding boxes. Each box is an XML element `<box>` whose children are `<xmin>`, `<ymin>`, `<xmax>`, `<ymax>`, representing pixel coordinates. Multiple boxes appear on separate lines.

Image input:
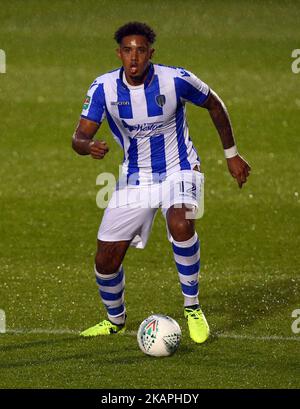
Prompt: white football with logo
<box><xmin>137</xmin><ymin>314</ymin><xmax>181</xmax><ymax>357</ymax></box>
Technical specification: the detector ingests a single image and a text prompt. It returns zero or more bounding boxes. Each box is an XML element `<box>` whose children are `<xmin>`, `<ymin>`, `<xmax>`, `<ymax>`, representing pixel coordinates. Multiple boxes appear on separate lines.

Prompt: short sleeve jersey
<box><xmin>81</xmin><ymin>63</ymin><xmax>210</xmax><ymax>185</ymax></box>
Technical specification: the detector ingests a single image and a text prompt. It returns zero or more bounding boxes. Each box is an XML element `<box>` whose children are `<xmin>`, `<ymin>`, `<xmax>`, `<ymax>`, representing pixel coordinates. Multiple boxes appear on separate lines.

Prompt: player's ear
<box><xmin>116</xmin><ymin>47</ymin><xmax>121</xmax><ymax>59</ymax></box>
<box><xmin>150</xmin><ymin>48</ymin><xmax>155</xmax><ymax>59</ymax></box>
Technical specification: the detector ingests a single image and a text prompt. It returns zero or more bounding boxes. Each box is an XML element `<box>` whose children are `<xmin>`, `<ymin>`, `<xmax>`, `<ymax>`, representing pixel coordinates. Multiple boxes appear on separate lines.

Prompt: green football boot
<box><xmin>80</xmin><ymin>319</ymin><xmax>125</xmax><ymax>337</ymax></box>
<box><xmin>184</xmin><ymin>306</ymin><xmax>210</xmax><ymax>344</ymax></box>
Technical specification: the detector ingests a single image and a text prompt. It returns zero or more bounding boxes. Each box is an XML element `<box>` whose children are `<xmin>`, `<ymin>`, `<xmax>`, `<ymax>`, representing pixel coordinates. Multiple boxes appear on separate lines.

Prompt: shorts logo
<box><xmin>155</xmin><ymin>94</ymin><xmax>166</xmax><ymax>107</ymax></box>
<box><xmin>179</xmin><ymin>181</ymin><xmax>197</xmax><ymax>198</ymax></box>
<box><xmin>187</xmin><ymin>183</ymin><xmax>197</xmax><ymax>197</ymax></box>
<box><xmin>83</xmin><ymin>95</ymin><xmax>91</xmax><ymax>110</ymax></box>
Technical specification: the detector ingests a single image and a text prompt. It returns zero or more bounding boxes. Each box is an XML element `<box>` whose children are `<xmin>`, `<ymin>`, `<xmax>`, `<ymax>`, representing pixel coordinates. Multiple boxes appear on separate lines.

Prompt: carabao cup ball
<box><xmin>137</xmin><ymin>314</ymin><xmax>181</xmax><ymax>357</ymax></box>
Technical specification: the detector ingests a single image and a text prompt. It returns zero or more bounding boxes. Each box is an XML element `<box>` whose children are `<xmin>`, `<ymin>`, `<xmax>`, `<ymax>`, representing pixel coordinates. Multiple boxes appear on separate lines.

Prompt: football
<box><xmin>137</xmin><ymin>314</ymin><xmax>182</xmax><ymax>357</ymax></box>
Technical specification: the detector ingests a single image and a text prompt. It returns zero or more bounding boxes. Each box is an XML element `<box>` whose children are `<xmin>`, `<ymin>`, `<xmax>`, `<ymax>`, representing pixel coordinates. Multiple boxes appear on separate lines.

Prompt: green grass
<box><xmin>0</xmin><ymin>0</ymin><xmax>300</xmax><ymax>389</ymax></box>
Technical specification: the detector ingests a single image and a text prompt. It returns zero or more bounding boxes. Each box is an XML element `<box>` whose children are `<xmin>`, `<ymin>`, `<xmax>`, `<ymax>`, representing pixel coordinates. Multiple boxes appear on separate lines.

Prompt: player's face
<box><xmin>117</xmin><ymin>35</ymin><xmax>154</xmax><ymax>85</ymax></box>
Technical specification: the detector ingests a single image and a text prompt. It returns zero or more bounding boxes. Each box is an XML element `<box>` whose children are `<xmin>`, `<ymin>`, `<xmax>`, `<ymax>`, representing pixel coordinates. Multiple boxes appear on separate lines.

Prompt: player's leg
<box><xmin>166</xmin><ymin>204</ymin><xmax>209</xmax><ymax>344</ymax></box>
<box><xmin>95</xmin><ymin>239</ymin><xmax>130</xmax><ymax>325</ymax></box>
<box><xmin>167</xmin><ymin>205</ymin><xmax>201</xmax><ymax>309</ymax></box>
<box><xmin>166</xmin><ymin>204</ymin><xmax>200</xmax><ymax>308</ymax></box>
<box><xmin>80</xmin><ymin>182</ymin><xmax>158</xmax><ymax>337</ymax></box>
<box><xmin>162</xmin><ymin>167</ymin><xmax>209</xmax><ymax>343</ymax></box>
<box><xmin>80</xmin><ymin>239</ymin><xmax>130</xmax><ymax>337</ymax></box>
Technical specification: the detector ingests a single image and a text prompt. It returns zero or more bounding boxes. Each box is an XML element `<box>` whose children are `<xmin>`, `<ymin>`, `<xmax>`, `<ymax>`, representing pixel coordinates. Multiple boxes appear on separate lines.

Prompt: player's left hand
<box><xmin>226</xmin><ymin>154</ymin><xmax>251</xmax><ymax>188</ymax></box>
<box><xmin>89</xmin><ymin>140</ymin><xmax>109</xmax><ymax>159</ymax></box>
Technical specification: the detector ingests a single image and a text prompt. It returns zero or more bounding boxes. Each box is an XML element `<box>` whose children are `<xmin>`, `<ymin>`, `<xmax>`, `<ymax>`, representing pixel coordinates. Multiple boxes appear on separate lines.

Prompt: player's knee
<box><xmin>168</xmin><ymin>217</ymin><xmax>195</xmax><ymax>241</ymax></box>
<box><xmin>95</xmin><ymin>253</ymin><xmax>121</xmax><ymax>276</ymax></box>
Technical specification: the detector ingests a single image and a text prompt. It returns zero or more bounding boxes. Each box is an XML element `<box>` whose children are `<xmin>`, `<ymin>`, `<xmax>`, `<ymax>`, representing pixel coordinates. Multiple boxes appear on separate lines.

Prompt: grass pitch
<box><xmin>0</xmin><ymin>0</ymin><xmax>299</xmax><ymax>389</ymax></box>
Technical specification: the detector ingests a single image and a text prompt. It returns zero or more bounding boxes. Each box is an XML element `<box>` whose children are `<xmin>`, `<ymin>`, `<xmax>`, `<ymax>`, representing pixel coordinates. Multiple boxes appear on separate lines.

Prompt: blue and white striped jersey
<box><xmin>81</xmin><ymin>63</ymin><xmax>210</xmax><ymax>185</ymax></box>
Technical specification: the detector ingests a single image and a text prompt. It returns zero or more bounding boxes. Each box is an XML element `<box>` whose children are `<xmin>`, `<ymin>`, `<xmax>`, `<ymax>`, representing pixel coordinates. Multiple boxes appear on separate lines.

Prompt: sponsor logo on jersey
<box><xmin>111</xmin><ymin>101</ymin><xmax>131</xmax><ymax>106</ymax></box>
<box><xmin>122</xmin><ymin>119</ymin><xmax>164</xmax><ymax>133</ymax></box>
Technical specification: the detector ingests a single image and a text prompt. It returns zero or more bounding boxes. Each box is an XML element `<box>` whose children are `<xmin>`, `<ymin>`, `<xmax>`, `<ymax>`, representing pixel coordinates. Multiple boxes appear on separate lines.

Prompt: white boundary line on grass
<box><xmin>216</xmin><ymin>333</ymin><xmax>300</xmax><ymax>342</ymax></box>
<box><xmin>5</xmin><ymin>328</ymin><xmax>79</xmax><ymax>335</ymax></box>
<box><xmin>3</xmin><ymin>328</ymin><xmax>300</xmax><ymax>342</ymax></box>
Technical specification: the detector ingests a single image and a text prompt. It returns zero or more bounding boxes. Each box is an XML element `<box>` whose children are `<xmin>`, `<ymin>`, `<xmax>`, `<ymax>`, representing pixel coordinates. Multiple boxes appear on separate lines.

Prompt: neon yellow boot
<box><xmin>184</xmin><ymin>307</ymin><xmax>210</xmax><ymax>343</ymax></box>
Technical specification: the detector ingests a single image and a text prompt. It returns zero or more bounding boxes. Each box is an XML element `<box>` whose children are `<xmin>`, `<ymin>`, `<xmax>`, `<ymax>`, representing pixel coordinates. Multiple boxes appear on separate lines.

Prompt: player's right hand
<box><xmin>89</xmin><ymin>140</ymin><xmax>109</xmax><ymax>159</ymax></box>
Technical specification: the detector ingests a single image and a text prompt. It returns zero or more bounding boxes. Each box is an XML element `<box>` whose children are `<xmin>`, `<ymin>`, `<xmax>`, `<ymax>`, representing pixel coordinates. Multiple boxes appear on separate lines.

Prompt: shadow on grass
<box><xmin>0</xmin><ymin>336</ymin><xmax>79</xmax><ymax>352</ymax></box>
<box><xmin>206</xmin><ymin>275</ymin><xmax>299</xmax><ymax>334</ymax></box>
<box><xmin>0</xmin><ymin>336</ymin><xmax>141</xmax><ymax>369</ymax></box>
<box><xmin>0</xmin><ymin>352</ymin><xmax>94</xmax><ymax>369</ymax></box>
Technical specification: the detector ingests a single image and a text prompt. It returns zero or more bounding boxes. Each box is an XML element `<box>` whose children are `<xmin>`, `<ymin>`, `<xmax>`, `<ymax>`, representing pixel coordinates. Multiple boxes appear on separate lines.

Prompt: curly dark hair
<box><xmin>114</xmin><ymin>22</ymin><xmax>156</xmax><ymax>44</ymax></box>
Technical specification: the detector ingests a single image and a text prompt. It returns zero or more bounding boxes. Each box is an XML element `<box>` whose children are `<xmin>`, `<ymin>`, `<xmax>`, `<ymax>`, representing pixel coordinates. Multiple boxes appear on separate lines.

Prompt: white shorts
<box><xmin>98</xmin><ymin>170</ymin><xmax>204</xmax><ymax>249</ymax></box>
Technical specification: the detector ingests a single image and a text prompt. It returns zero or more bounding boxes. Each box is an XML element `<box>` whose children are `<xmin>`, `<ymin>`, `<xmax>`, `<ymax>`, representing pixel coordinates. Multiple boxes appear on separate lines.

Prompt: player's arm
<box><xmin>72</xmin><ymin>118</ymin><xmax>109</xmax><ymax>159</ymax></box>
<box><xmin>201</xmin><ymin>90</ymin><xmax>251</xmax><ymax>188</ymax></box>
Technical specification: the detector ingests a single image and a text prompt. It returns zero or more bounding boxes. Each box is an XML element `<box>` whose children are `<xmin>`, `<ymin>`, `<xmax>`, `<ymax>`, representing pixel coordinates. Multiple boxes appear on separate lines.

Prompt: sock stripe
<box><xmin>172</xmin><ymin>234</ymin><xmax>200</xmax><ymax>305</ymax></box>
<box><xmin>181</xmin><ymin>283</ymin><xmax>199</xmax><ymax>296</ymax></box>
<box><xmin>175</xmin><ymin>260</ymin><xmax>200</xmax><ymax>276</ymax></box>
<box><xmin>178</xmin><ymin>272</ymin><xmax>199</xmax><ymax>286</ymax></box>
<box><xmin>96</xmin><ymin>277</ymin><xmax>125</xmax><ymax>294</ymax></box>
<box><xmin>94</xmin><ymin>265</ymin><xmax>126</xmax><ymax>321</ymax></box>
<box><xmin>103</xmin><ymin>295</ymin><xmax>124</xmax><ymax>310</ymax></box>
<box><xmin>173</xmin><ymin>233</ymin><xmax>198</xmax><ymax>247</ymax></box>
<box><xmin>174</xmin><ymin>249</ymin><xmax>200</xmax><ymax>266</ymax></box>
<box><xmin>96</xmin><ymin>268</ymin><xmax>124</xmax><ymax>287</ymax></box>
<box><xmin>99</xmin><ymin>289</ymin><xmax>124</xmax><ymax>301</ymax></box>
<box><xmin>107</xmin><ymin>305</ymin><xmax>125</xmax><ymax>317</ymax></box>
<box><xmin>172</xmin><ymin>239</ymin><xmax>199</xmax><ymax>257</ymax></box>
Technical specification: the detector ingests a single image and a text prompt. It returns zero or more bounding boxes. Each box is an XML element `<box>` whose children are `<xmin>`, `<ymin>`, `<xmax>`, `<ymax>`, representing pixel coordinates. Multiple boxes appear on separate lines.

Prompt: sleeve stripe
<box><xmin>174</xmin><ymin>76</ymin><xmax>210</xmax><ymax>106</ymax></box>
<box><xmin>80</xmin><ymin>114</ymin><xmax>102</xmax><ymax>124</ymax></box>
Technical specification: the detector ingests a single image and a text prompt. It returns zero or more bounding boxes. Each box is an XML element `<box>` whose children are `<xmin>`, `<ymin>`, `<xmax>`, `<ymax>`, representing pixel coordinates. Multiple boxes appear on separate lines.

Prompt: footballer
<box><xmin>72</xmin><ymin>22</ymin><xmax>251</xmax><ymax>343</ymax></box>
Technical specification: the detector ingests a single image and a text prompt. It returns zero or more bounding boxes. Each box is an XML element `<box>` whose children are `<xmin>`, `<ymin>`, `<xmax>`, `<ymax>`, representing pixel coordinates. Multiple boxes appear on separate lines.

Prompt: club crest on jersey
<box><xmin>155</xmin><ymin>94</ymin><xmax>166</xmax><ymax>107</ymax></box>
